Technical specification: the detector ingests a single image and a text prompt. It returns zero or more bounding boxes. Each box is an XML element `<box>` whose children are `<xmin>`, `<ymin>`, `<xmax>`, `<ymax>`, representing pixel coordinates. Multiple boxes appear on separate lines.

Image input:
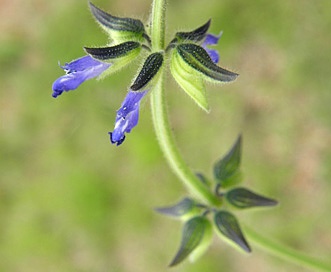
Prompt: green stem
<box><xmin>150</xmin><ymin>75</ymin><xmax>220</xmax><ymax>206</ymax></box>
<box><xmin>150</xmin><ymin>0</ymin><xmax>219</xmax><ymax>206</ymax></box>
<box><xmin>149</xmin><ymin>0</ymin><xmax>330</xmax><ymax>270</ymax></box>
<box><xmin>244</xmin><ymin>226</ymin><xmax>331</xmax><ymax>272</ymax></box>
<box><xmin>151</xmin><ymin>0</ymin><xmax>166</xmax><ymax>50</ymax></box>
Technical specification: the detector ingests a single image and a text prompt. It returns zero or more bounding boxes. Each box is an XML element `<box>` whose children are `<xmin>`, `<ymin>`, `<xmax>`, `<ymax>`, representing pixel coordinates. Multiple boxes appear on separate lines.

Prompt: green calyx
<box><xmin>84</xmin><ymin>42</ymin><xmax>142</xmax><ymax>75</ymax></box>
<box><xmin>171</xmin><ymin>48</ymin><xmax>209</xmax><ymax>112</ymax></box>
<box><xmin>89</xmin><ymin>2</ymin><xmax>150</xmax><ymax>44</ymax></box>
<box><xmin>176</xmin><ymin>43</ymin><xmax>238</xmax><ymax>83</ymax></box>
<box><xmin>155</xmin><ymin>198</ymin><xmax>199</xmax><ymax>220</ymax></box>
<box><xmin>214</xmin><ymin>135</ymin><xmax>243</xmax><ymax>188</ymax></box>
<box><xmin>169</xmin><ymin>19</ymin><xmax>211</xmax><ymax>46</ymax></box>
<box><xmin>169</xmin><ymin>216</ymin><xmax>212</xmax><ymax>267</ymax></box>
<box><xmin>84</xmin><ymin>41</ymin><xmax>141</xmax><ymax>61</ymax></box>
<box><xmin>170</xmin><ymin>43</ymin><xmax>238</xmax><ymax>112</ymax></box>
<box><xmin>214</xmin><ymin>210</ymin><xmax>251</xmax><ymax>253</ymax></box>
<box><xmin>131</xmin><ymin>52</ymin><xmax>164</xmax><ymax>91</ymax></box>
<box><xmin>226</xmin><ymin>187</ymin><xmax>278</xmax><ymax>209</ymax></box>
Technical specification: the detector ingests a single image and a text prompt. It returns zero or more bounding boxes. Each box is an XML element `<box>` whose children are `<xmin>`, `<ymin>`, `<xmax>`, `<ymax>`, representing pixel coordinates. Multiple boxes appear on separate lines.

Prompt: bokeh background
<box><xmin>1</xmin><ymin>0</ymin><xmax>331</xmax><ymax>271</ymax></box>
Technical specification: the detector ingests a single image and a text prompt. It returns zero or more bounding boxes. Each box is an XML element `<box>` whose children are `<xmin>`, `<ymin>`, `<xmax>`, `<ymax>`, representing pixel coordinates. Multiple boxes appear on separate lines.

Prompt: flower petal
<box><xmin>52</xmin><ymin>55</ymin><xmax>110</xmax><ymax>98</ymax></box>
<box><xmin>202</xmin><ymin>32</ymin><xmax>223</xmax><ymax>64</ymax></box>
<box><xmin>203</xmin><ymin>32</ymin><xmax>222</xmax><ymax>46</ymax></box>
<box><xmin>204</xmin><ymin>48</ymin><xmax>219</xmax><ymax>64</ymax></box>
<box><xmin>109</xmin><ymin>90</ymin><xmax>148</xmax><ymax>145</ymax></box>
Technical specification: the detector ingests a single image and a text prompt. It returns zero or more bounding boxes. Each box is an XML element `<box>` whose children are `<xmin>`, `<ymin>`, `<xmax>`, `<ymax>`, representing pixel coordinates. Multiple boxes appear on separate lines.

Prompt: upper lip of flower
<box><xmin>201</xmin><ymin>32</ymin><xmax>223</xmax><ymax>64</ymax></box>
<box><xmin>52</xmin><ymin>55</ymin><xmax>110</xmax><ymax>98</ymax></box>
<box><xmin>109</xmin><ymin>90</ymin><xmax>148</xmax><ymax>146</ymax></box>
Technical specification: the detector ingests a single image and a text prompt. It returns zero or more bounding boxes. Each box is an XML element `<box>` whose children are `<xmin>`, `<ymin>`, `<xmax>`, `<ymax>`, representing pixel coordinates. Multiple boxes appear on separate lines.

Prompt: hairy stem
<box><xmin>149</xmin><ymin>1</ymin><xmax>330</xmax><ymax>270</ymax></box>
<box><xmin>244</xmin><ymin>226</ymin><xmax>331</xmax><ymax>272</ymax></box>
<box><xmin>150</xmin><ymin>75</ymin><xmax>220</xmax><ymax>206</ymax></box>
<box><xmin>151</xmin><ymin>0</ymin><xmax>166</xmax><ymax>50</ymax></box>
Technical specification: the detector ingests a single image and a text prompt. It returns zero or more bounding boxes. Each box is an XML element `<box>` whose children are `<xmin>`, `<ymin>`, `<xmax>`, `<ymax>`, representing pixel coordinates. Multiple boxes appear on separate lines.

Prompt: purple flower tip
<box><xmin>52</xmin><ymin>55</ymin><xmax>110</xmax><ymax>98</ymax></box>
<box><xmin>109</xmin><ymin>90</ymin><xmax>148</xmax><ymax>146</ymax></box>
<box><xmin>202</xmin><ymin>32</ymin><xmax>223</xmax><ymax>64</ymax></box>
<box><xmin>109</xmin><ymin>132</ymin><xmax>125</xmax><ymax>146</ymax></box>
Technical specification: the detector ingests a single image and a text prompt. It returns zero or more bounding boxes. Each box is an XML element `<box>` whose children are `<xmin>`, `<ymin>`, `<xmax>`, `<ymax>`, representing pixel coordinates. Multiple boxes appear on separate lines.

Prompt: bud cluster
<box><xmin>156</xmin><ymin>135</ymin><xmax>278</xmax><ymax>266</ymax></box>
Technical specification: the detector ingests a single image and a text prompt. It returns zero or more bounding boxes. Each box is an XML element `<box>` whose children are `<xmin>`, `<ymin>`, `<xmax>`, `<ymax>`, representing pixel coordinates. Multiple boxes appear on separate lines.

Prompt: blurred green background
<box><xmin>1</xmin><ymin>0</ymin><xmax>331</xmax><ymax>271</ymax></box>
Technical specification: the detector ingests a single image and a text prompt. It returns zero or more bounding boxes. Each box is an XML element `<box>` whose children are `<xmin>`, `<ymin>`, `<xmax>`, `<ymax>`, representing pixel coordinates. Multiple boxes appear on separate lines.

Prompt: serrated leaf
<box><xmin>214</xmin><ymin>210</ymin><xmax>251</xmax><ymax>253</ymax></box>
<box><xmin>171</xmin><ymin>49</ymin><xmax>209</xmax><ymax>112</ymax></box>
<box><xmin>176</xmin><ymin>43</ymin><xmax>238</xmax><ymax>83</ymax></box>
<box><xmin>155</xmin><ymin>198</ymin><xmax>195</xmax><ymax>218</ymax></box>
<box><xmin>89</xmin><ymin>2</ymin><xmax>148</xmax><ymax>43</ymax></box>
<box><xmin>173</xmin><ymin>19</ymin><xmax>211</xmax><ymax>44</ymax></box>
<box><xmin>226</xmin><ymin>187</ymin><xmax>278</xmax><ymax>209</ymax></box>
<box><xmin>131</xmin><ymin>52</ymin><xmax>163</xmax><ymax>91</ymax></box>
<box><xmin>169</xmin><ymin>216</ymin><xmax>210</xmax><ymax>267</ymax></box>
<box><xmin>214</xmin><ymin>135</ymin><xmax>242</xmax><ymax>187</ymax></box>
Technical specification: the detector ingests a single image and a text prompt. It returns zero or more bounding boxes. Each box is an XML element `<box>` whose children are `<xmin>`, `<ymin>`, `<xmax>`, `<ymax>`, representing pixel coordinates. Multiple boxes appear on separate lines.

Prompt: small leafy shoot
<box><xmin>214</xmin><ymin>210</ymin><xmax>251</xmax><ymax>253</ymax></box>
<box><xmin>214</xmin><ymin>135</ymin><xmax>242</xmax><ymax>188</ymax></box>
<box><xmin>226</xmin><ymin>187</ymin><xmax>278</xmax><ymax>209</ymax></box>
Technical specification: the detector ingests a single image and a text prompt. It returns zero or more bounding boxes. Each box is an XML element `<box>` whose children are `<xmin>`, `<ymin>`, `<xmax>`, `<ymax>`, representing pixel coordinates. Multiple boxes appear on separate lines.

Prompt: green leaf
<box><xmin>226</xmin><ymin>187</ymin><xmax>278</xmax><ymax>209</ymax></box>
<box><xmin>171</xmin><ymin>48</ymin><xmax>209</xmax><ymax>112</ymax></box>
<box><xmin>169</xmin><ymin>216</ymin><xmax>211</xmax><ymax>267</ymax></box>
<box><xmin>155</xmin><ymin>198</ymin><xmax>195</xmax><ymax>218</ymax></box>
<box><xmin>213</xmin><ymin>135</ymin><xmax>242</xmax><ymax>187</ymax></box>
<box><xmin>131</xmin><ymin>52</ymin><xmax>164</xmax><ymax>91</ymax></box>
<box><xmin>176</xmin><ymin>43</ymin><xmax>238</xmax><ymax>83</ymax></box>
<box><xmin>89</xmin><ymin>2</ymin><xmax>149</xmax><ymax>43</ymax></box>
<box><xmin>214</xmin><ymin>210</ymin><xmax>251</xmax><ymax>253</ymax></box>
<box><xmin>171</xmin><ymin>19</ymin><xmax>211</xmax><ymax>44</ymax></box>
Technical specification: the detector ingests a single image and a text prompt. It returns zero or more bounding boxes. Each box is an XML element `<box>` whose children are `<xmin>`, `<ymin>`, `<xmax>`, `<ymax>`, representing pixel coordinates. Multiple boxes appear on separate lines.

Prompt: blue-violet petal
<box><xmin>202</xmin><ymin>32</ymin><xmax>223</xmax><ymax>64</ymax></box>
<box><xmin>52</xmin><ymin>55</ymin><xmax>110</xmax><ymax>98</ymax></box>
<box><xmin>109</xmin><ymin>90</ymin><xmax>148</xmax><ymax>146</ymax></box>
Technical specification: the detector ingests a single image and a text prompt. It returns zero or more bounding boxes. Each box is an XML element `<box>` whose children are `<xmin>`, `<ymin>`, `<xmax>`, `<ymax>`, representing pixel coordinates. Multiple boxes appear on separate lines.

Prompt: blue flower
<box><xmin>52</xmin><ymin>55</ymin><xmax>111</xmax><ymax>98</ymax></box>
<box><xmin>109</xmin><ymin>90</ymin><xmax>148</xmax><ymax>146</ymax></box>
<box><xmin>202</xmin><ymin>32</ymin><xmax>223</xmax><ymax>64</ymax></box>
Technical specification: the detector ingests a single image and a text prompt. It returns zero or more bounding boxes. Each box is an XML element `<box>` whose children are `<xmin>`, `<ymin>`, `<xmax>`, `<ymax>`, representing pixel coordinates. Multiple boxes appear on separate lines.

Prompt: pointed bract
<box><xmin>226</xmin><ymin>187</ymin><xmax>278</xmax><ymax>209</ymax></box>
<box><xmin>173</xmin><ymin>19</ymin><xmax>211</xmax><ymax>43</ymax></box>
<box><xmin>214</xmin><ymin>210</ymin><xmax>251</xmax><ymax>253</ymax></box>
<box><xmin>84</xmin><ymin>41</ymin><xmax>141</xmax><ymax>61</ymax></box>
<box><xmin>171</xmin><ymin>49</ymin><xmax>209</xmax><ymax>112</ymax></box>
<box><xmin>52</xmin><ymin>55</ymin><xmax>110</xmax><ymax>98</ymax></box>
<box><xmin>176</xmin><ymin>43</ymin><xmax>238</xmax><ymax>83</ymax></box>
<box><xmin>89</xmin><ymin>2</ymin><xmax>149</xmax><ymax>43</ymax></box>
<box><xmin>169</xmin><ymin>216</ymin><xmax>212</xmax><ymax>267</ymax></box>
<box><xmin>131</xmin><ymin>52</ymin><xmax>164</xmax><ymax>91</ymax></box>
<box><xmin>109</xmin><ymin>90</ymin><xmax>147</xmax><ymax>146</ymax></box>
<box><xmin>214</xmin><ymin>135</ymin><xmax>242</xmax><ymax>188</ymax></box>
<box><xmin>155</xmin><ymin>198</ymin><xmax>195</xmax><ymax>218</ymax></box>
<box><xmin>84</xmin><ymin>42</ymin><xmax>142</xmax><ymax>75</ymax></box>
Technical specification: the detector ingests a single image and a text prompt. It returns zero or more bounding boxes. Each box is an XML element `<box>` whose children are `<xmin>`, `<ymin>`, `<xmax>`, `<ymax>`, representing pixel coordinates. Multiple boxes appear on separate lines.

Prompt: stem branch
<box><xmin>244</xmin><ymin>226</ymin><xmax>331</xmax><ymax>272</ymax></box>
<box><xmin>149</xmin><ymin>1</ymin><xmax>330</xmax><ymax>271</ymax></box>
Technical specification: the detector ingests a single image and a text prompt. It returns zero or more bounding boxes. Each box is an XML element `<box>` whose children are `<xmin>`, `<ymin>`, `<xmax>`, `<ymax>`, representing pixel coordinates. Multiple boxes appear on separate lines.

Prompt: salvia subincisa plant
<box><xmin>52</xmin><ymin>1</ymin><xmax>331</xmax><ymax>271</ymax></box>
